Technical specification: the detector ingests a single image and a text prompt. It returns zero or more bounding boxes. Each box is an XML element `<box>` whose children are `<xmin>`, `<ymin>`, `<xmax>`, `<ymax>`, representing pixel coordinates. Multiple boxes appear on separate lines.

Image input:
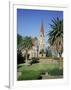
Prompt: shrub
<box><xmin>37</xmin><ymin>75</ymin><xmax>42</xmax><ymax>79</ymax></box>
<box><xmin>30</xmin><ymin>57</ymin><xmax>39</xmax><ymax>65</ymax></box>
<box><xmin>48</xmin><ymin>68</ymin><xmax>63</xmax><ymax>76</ymax></box>
<box><xmin>17</xmin><ymin>50</ymin><xmax>25</xmax><ymax>64</ymax></box>
<box><xmin>41</xmin><ymin>72</ymin><xmax>46</xmax><ymax>75</ymax></box>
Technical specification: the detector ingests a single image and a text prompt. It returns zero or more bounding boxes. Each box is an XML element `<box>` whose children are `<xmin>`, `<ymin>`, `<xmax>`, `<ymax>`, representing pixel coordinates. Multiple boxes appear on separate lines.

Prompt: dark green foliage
<box><xmin>48</xmin><ymin>68</ymin><xmax>63</xmax><ymax>76</ymax></box>
<box><xmin>17</xmin><ymin>36</ymin><xmax>33</xmax><ymax>64</ymax></box>
<box><xmin>21</xmin><ymin>36</ymin><xmax>33</xmax><ymax>64</ymax></box>
<box><xmin>30</xmin><ymin>57</ymin><xmax>39</xmax><ymax>65</ymax></box>
<box><xmin>17</xmin><ymin>50</ymin><xmax>25</xmax><ymax>64</ymax></box>
<box><xmin>17</xmin><ymin>34</ymin><xmax>24</xmax><ymax>51</ymax></box>
<box><xmin>48</xmin><ymin>17</ymin><xmax>63</xmax><ymax>57</ymax></box>
<box><xmin>37</xmin><ymin>76</ymin><xmax>42</xmax><ymax>79</ymax></box>
<box><xmin>22</xmin><ymin>36</ymin><xmax>32</xmax><ymax>50</ymax></box>
<box><xmin>48</xmin><ymin>17</ymin><xmax>63</xmax><ymax>45</ymax></box>
<box><xmin>41</xmin><ymin>72</ymin><xmax>46</xmax><ymax>75</ymax></box>
<box><xmin>17</xmin><ymin>34</ymin><xmax>23</xmax><ymax>45</ymax></box>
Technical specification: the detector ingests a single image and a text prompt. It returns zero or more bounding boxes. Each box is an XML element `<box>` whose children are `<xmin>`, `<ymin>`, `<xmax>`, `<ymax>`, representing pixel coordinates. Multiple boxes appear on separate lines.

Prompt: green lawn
<box><xmin>17</xmin><ymin>63</ymin><xmax>63</xmax><ymax>80</ymax></box>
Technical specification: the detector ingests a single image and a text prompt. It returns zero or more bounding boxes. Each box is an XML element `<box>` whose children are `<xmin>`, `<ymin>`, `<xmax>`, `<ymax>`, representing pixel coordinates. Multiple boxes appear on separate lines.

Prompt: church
<box><xmin>22</xmin><ymin>22</ymin><xmax>46</xmax><ymax>59</ymax></box>
<box><xmin>28</xmin><ymin>22</ymin><xmax>46</xmax><ymax>59</ymax></box>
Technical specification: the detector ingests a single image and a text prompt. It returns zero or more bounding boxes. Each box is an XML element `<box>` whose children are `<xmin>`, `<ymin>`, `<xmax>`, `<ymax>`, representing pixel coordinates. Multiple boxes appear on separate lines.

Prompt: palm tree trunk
<box><xmin>25</xmin><ymin>49</ymin><xmax>28</xmax><ymax>65</ymax></box>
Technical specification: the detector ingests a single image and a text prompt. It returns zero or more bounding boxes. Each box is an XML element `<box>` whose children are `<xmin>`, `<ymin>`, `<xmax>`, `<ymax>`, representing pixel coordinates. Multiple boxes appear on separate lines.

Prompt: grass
<box><xmin>48</xmin><ymin>68</ymin><xmax>63</xmax><ymax>76</ymax></box>
<box><xmin>17</xmin><ymin>63</ymin><xmax>63</xmax><ymax>80</ymax></box>
<box><xmin>18</xmin><ymin>63</ymin><xmax>59</xmax><ymax>72</ymax></box>
<box><xmin>18</xmin><ymin>70</ymin><xmax>42</xmax><ymax>80</ymax></box>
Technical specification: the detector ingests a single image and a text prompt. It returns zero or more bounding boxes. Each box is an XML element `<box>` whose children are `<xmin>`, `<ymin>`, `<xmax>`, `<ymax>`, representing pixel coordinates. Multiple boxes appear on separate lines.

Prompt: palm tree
<box><xmin>48</xmin><ymin>17</ymin><xmax>63</xmax><ymax>58</ymax></box>
<box><xmin>17</xmin><ymin>34</ymin><xmax>32</xmax><ymax>65</ymax></box>
<box><xmin>22</xmin><ymin>36</ymin><xmax>32</xmax><ymax>65</ymax></box>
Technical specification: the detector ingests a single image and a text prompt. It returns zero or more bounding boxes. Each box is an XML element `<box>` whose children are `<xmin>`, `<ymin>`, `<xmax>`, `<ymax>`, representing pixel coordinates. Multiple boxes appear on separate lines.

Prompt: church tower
<box><xmin>39</xmin><ymin>22</ymin><xmax>45</xmax><ymax>52</ymax></box>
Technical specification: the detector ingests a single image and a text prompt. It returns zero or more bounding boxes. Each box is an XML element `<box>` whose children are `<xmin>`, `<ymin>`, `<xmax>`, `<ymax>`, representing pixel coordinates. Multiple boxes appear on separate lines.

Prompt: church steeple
<box><xmin>40</xmin><ymin>22</ymin><xmax>44</xmax><ymax>36</ymax></box>
<box><xmin>39</xmin><ymin>22</ymin><xmax>45</xmax><ymax>52</ymax></box>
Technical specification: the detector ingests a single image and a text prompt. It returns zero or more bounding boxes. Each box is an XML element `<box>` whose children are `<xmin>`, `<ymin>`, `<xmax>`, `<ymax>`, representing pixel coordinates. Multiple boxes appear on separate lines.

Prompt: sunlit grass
<box><xmin>17</xmin><ymin>63</ymin><xmax>63</xmax><ymax>80</ymax></box>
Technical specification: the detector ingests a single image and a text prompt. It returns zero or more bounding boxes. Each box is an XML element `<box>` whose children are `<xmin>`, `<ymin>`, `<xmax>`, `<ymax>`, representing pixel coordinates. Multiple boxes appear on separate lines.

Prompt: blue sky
<box><xmin>17</xmin><ymin>9</ymin><xmax>63</xmax><ymax>46</ymax></box>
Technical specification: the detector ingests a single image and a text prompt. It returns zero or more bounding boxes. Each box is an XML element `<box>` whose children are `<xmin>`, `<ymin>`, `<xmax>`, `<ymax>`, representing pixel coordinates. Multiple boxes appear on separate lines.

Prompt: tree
<box><xmin>17</xmin><ymin>49</ymin><xmax>25</xmax><ymax>64</ymax></box>
<box><xmin>48</xmin><ymin>17</ymin><xmax>63</xmax><ymax>58</ymax></box>
<box><xmin>17</xmin><ymin>34</ymin><xmax>25</xmax><ymax>64</ymax></box>
<box><xmin>17</xmin><ymin>34</ymin><xmax>23</xmax><ymax>45</ymax></box>
<box><xmin>17</xmin><ymin>34</ymin><xmax>24</xmax><ymax>50</ymax></box>
<box><xmin>17</xmin><ymin>35</ymin><xmax>32</xmax><ymax>65</ymax></box>
<box><xmin>22</xmin><ymin>36</ymin><xmax>32</xmax><ymax>65</ymax></box>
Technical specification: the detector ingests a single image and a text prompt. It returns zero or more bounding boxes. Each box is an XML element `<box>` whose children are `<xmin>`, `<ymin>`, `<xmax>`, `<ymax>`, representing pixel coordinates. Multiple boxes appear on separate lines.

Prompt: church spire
<box><xmin>39</xmin><ymin>21</ymin><xmax>45</xmax><ymax>52</ymax></box>
<box><xmin>40</xmin><ymin>22</ymin><xmax>44</xmax><ymax>36</ymax></box>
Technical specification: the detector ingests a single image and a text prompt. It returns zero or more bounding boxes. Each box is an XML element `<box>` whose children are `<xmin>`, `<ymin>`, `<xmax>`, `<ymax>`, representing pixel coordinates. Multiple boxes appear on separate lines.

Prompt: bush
<box><xmin>37</xmin><ymin>75</ymin><xmax>42</xmax><ymax>79</ymax></box>
<box><xmin>30</xmin><ymin>57</ymin><xmax>39</xmax><ymax>65</ymax></box>
<box><xmin>48</xmin><ymin>68</ymin><xmax>63</xmax><ymax>76</ymax></box>
<box><xmin>17</xmin><ymin>50</ymin><xmax>25</xmax><ymax>64</ymax></box>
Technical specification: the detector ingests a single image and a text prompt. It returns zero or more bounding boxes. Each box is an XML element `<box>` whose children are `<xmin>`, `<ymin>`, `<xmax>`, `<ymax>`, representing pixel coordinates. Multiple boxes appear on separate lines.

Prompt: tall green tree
<box><xmin>17</xmin><ymin>34</ymin><xmax>32</xmax><ymax>65</ymax></box>
<box><xmin>17</xmin><ymin>34</ymin><xmax>23</xmax><ymax>45</ymax></box>
<box><xmin>48</xmin><ymin>17</ymin><xmax>63</xmax><ymax>58</ymax></box>
<box><xmin>17</xmin><ymin>34</ymin><xmax>23</xmax><ymax>50</ymax></box>
<box><xmin>22</xmin><ymin>36</ymin><xmax>32</xmax><ymax>65</ymax></box>
<box><xmin>17</xmin><ymin>34</ymin><xmax>24</xmax><ymax>64</ymax></box>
